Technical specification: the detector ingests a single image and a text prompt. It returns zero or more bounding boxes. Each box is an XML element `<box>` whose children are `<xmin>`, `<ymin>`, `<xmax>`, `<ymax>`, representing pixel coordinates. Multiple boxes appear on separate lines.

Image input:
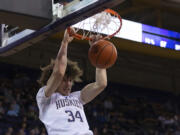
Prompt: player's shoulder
<box><xmin>36</xmin><ymin>86</ymin><xmax>51</xmax><ymax>100</ymax></box>
<box><xmin>37</xmin><ymin>86</ymin><xmax>46</xmax><ymax>95</ymax></box>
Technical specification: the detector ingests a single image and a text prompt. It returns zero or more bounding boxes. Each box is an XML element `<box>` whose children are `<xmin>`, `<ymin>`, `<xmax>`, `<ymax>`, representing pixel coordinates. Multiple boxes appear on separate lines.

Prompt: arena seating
<box><xmin>0</xmin><ymin>63</ymin><xmax>180</xmax><ymax>135</ymax></box>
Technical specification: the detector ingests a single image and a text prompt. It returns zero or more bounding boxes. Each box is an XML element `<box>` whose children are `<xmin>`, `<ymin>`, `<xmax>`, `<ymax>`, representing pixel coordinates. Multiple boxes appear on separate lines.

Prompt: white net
<box><xmin>72</xmin><ymin>9</ymin><xmax>121</xmax><ymax>40</ymax></box>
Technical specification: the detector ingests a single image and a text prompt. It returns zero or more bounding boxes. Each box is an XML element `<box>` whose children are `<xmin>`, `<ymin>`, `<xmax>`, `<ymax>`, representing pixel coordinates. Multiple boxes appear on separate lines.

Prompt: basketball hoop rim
<box><xmin>67</xmin><ymin>8</ymin><xmax>122</xmax><ymax>41</ymax></box>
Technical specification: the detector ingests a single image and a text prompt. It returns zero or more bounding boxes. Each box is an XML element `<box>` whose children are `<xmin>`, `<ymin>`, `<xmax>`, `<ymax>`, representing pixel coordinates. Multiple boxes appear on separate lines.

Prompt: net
<box><xmin>70</xmin><ymin>9</ymin><xmax>122</xmax><ymax>40</ymax></box>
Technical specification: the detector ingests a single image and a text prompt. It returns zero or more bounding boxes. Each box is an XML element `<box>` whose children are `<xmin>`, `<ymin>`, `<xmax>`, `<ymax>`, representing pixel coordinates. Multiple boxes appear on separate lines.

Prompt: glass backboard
<box><xmin>0</xmin><ymin>0</ymin><xmax>125</xmax><ymax>56</ymax></box>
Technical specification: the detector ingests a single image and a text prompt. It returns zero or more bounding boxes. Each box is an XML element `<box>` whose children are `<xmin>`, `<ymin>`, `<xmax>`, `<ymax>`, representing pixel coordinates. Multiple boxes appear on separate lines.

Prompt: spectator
<box><xmin>34</xmin><ymin>127</ymin><xmax>40</xmax><ymax>135</ymax></box>
<box><xmin>4</xmin><ymin>89</ymin><xmax>14</xmax><ymax>102</ymax></box>
<box><xmin>11</xmin><ymin>100</ymin><xmax>20</xmax><ymax>115</ymax></box>
<box><xmin>4</xmin><ymin>127</ymin><xmax>14</xmax><ymax>135</ymax></box>
<box><xmin>7</xmin><ymin>103</ymin><xmax>18</xmax><ymax>117</ymax></box>
<box><xmin>17</xmin><ymin>128</ymin><xmax>26</xmax><ymax>135</ymax></box>
<box><xmin>29</xmin><ymin>128</ymin><xmax>36</xmax><ymax>135</ymax></box>
<box><xmin>20</xmin><ymin>122</ymin><xmax>28</xmax><ymax>134</ymax></box>
<box><xmin>0</xmin><ymin>101</ymin><xmax>5</xmax><ymax>114</ymax></box>
<box><xmin>93</xmin><ymin>127</ymin><xmax>99</xmax><ymax>135</ymax></box>
<box><xmin>175</xmin><ymin>127</ymin><xmax>180</xmax><ymax>135</ymax></box>
<box><xmin>104</xmin><ymin>97</ymin><xmax>113</xmax><ymax>110</ymax></box>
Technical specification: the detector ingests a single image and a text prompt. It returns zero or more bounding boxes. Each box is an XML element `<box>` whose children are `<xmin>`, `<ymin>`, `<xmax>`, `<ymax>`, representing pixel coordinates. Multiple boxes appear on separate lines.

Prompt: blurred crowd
<box><xmin>0</xmin><ymin>63</ymin><xmax>180</xmax><ymax>135</ymax></box>
<box><xmin>86</xmin><ymin>85</ymin><xmax>180</xmax><ymax>135</ymax></box>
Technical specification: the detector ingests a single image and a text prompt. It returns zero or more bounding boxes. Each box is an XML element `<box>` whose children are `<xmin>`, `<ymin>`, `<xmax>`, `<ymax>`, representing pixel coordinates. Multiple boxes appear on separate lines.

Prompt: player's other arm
<box><xmin>45</xmin><ymin>30</ymin><xmax>74</xmax><ymax>97</ymax></box>
<box><xmin>81</xmin><ymin>68</ymin><xmax>107</xmax><ymax>104</ymax></box>
<box><xmin>80</xmin><ymin>35</ymin><xmax>107</xmax><ymax>103</ymax></box>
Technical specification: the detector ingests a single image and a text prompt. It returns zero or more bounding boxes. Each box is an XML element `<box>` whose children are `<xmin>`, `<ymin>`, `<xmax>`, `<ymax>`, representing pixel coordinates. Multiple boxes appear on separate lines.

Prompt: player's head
<box><xmin>57</xmin><ymin>60</ymin><xmax>83</xmax><ymax>95</ymax></box>
<box><xmin>64</xmin><ymin>59</ymin><xmax>83</xmax><ymax>83</ymax></box>
<box><xmin>38</xmin><ymin>59</ymin><xmax>83</xmax><ymax>95</ymax></box>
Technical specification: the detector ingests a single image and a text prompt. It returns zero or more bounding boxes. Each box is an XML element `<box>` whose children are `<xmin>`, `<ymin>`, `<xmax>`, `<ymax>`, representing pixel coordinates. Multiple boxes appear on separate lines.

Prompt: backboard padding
<box><xmin>0</xmin><ymin>0</ymin><xmax>52</xmax><ymax>29</ymax></box>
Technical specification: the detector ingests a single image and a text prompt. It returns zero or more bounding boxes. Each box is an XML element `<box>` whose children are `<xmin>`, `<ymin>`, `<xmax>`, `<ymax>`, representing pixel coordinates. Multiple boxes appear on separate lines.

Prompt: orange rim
<box><xmin>67</xmin><ymin>9</ymin><xmax>122</xmax><ymax>41</ymax></box>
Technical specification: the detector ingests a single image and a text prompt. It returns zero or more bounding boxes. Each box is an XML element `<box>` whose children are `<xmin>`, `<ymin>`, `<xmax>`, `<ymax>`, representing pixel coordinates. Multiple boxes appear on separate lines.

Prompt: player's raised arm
<box><xmin>81</xmin><ymin>35</ymin><xmax>107</xmax><ymax>104</ymax></box>
<box><xmin>44</xmin><ymin>29</ymin><xmax>74</xmax><ymax>97</ymax></box>
<box><xmin>81</xmin><ymin>68</ymin><xmax>107</xmax><ymax>104</ymax></box>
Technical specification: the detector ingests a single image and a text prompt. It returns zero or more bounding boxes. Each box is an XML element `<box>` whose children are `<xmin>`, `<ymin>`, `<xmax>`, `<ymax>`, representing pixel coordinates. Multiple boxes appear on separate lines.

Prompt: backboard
<box><xmin>0</xmin><ymin>0</ymin><xmax>125</xmax><ymax>56</ymax></box>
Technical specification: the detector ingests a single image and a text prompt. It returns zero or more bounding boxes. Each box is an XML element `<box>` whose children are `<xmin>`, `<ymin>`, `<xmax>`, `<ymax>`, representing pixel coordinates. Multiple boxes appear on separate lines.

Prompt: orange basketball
<box><xmin>88</xmin><ymin>40</ymin><xmax>117</xmax><ymax>69</ymax></box>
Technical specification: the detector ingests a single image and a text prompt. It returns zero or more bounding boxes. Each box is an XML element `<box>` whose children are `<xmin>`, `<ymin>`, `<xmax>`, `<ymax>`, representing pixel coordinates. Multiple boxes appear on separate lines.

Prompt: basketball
<box><xmin>88</xmin><ymin>40</ymin><xmax>117</xmax><ymax>69</ymax></box>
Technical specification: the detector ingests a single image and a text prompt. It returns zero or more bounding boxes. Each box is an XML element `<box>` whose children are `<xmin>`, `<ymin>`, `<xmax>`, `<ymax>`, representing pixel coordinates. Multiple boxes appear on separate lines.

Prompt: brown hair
<box><xmin>38</xmin><ymin>59</ymin><xmax>83</xmax><ymax>86</ymax></box>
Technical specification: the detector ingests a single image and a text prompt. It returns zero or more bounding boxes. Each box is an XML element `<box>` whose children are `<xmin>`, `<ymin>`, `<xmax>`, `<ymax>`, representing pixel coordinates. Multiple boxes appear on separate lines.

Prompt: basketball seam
<box><xmin>96</xmin><ymin>44</ymin><xmax>109</xmax><ymax>67</ymax></box>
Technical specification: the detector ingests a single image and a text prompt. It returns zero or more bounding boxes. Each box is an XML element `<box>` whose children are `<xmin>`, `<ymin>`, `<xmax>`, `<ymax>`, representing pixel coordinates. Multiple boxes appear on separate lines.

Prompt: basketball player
<box><xmin>36</xmin><ymin>29</ymin><xmax>107</xmax><ymax>135</ymax></box>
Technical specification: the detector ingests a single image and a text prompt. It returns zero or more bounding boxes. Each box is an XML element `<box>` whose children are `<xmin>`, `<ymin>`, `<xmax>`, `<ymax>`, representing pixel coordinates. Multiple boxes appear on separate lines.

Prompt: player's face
<box><xmin>58</xmin><ymin>76</ymin><xmax>73</xmax><ymax>96</ymax></box>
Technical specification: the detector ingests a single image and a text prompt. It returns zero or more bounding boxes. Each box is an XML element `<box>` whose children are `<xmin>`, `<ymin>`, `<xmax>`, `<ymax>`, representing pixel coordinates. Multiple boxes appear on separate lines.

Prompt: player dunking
<box><xmin>36</xmin><ymin>29</ymin><xmax>107</xmax><ymax>135</ymax></box>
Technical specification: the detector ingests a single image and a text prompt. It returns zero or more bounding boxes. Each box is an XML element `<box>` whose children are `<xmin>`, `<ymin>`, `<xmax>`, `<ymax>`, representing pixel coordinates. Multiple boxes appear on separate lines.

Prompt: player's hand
<box><xmin>63</xmin><ymin>28</ymin><xmax>75</xmax><ymax>43</ymax></box>
<box><xmin>89</xmin><ymin>34</ymin><xmax>102</xmax><ymax>46</ymax></box>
